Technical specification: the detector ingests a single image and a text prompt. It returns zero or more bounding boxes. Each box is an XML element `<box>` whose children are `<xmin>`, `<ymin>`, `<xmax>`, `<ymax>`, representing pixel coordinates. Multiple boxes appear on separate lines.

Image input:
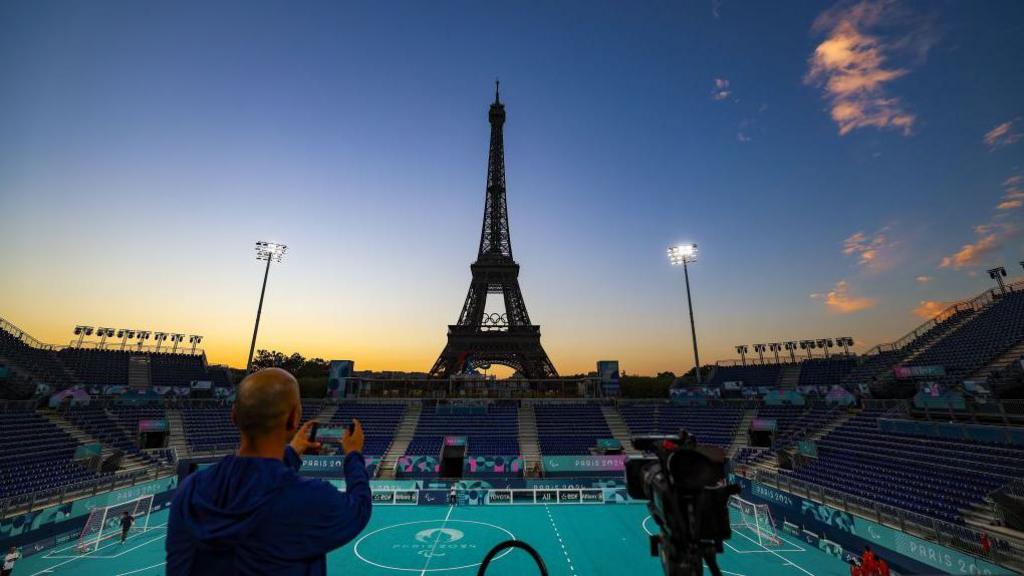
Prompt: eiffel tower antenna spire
<box><xmin>430</xmin><ymin>87</ymin><xmax>557</xmax><ymax>379</ymax></box>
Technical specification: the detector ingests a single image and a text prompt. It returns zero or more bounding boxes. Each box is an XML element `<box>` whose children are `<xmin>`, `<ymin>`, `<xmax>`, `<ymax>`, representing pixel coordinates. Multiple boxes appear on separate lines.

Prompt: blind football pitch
<box><xmin>18</xmin><ymin>503</ymin><xmax>849</xmax><ymax>576</ymax></box>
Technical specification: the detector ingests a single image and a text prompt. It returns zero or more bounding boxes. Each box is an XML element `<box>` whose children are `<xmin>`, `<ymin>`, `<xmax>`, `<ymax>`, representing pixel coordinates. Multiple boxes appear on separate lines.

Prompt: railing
<box><xmin>746</xmin><ymin>468</ymin><xmax>1024</xmax><ymax>571</ymax></box>
<box><xmin>866</xmin><ymin>278</ymin><xmax>1024</xmax><ymax>356</ymax></box>
<box><xmin>0</xmin><ymin>465</ymin><xmax>176</xmax><ymax>520</ymax></box>
<box><xmin>0</xmin><ymin>315</ymin><xmax>58</xmax><ymax>351</ymax></box>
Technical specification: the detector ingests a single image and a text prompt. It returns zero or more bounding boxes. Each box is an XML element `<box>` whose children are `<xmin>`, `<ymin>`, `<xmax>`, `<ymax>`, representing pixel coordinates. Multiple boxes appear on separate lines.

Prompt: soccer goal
<box><xmin>76</xmin><ymin>494</ymin><xmax>154</xmax><ymax>553</ymax></box>
<box><xmin>728</xmin><ymin>495</ymin><xmax>780</xmax><ymax>547</ymax></box>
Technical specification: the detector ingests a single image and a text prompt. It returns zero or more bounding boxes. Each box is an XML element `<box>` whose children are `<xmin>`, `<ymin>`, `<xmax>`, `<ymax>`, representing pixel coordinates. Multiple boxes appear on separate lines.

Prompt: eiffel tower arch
<box><xmin>429</xmin><ymin>84</ymin><xmax>558</xmax><ymax>379</ymax></box>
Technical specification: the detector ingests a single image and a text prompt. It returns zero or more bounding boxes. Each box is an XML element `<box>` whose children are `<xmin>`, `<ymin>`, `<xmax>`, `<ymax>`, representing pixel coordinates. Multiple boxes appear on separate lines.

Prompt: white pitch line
<box><xmin>418</xmin><ymin>505</ymin><xmax>455</xmax><ymax>576</ymax></box>
<box><xmin>30</xmin><ymin>526</ymin><xmax>168</xmax><ymax>576</ymax></box>
<box><xmin>114</xmin><ymin>561</ymin><xmax>166</xmax><ymax>576</ymax></box>
<box><xmin>729</xmin><ymin>529</ymin><xmax>818</xmax><ymax>576</ymax></box>
<box><xmin>44</xmin><ymin>523</ymin><xmax>167</xmax><ymax>557</ymax></box>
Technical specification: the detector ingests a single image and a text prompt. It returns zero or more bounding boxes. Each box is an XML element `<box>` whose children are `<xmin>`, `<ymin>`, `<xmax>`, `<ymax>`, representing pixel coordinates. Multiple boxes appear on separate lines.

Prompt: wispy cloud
<box><xmin>712</xmin><ymin>0</ymin><xmax>722</xmax><ymax>19</ymax></box>
<box><xmin>939</xmin><ymin>222</ymin><xmax>1017</xmax><ymax>269</ymax></box>
<box><xmin>842</xmin><ymin>227</ymin><xmax>896</xmax><ymax>271</ymax></box>
<box><xmin>985</xmin><ymin>118</ymin><xmax>1023</xmax><ymax>150</ymax></box>
<box><xmin>915</xmin><ymin>275</ymin><xmax>932</xmax><ymax>284</ymax></box>
<box><xmin>1006</xmin><ymin>176</ymin><xmax>1024</xmax><ymax>187</ymax></box>
<box><xmin>711</xmin><ymin>78</ymin><xmax>731</xmax><ymax>101</ymax></box>
<box><xmin>805</xmin><ymin>0</ymin><xmax>935</xmax><ymax>136</ymax></box>
<box><xmin>913</xmin><ymin>300</ymin><xmax>949</xmax><ymax>319</ymax></box>
<box><xmin>811</xmin><ymin>280</ymin><xmax>877</xmax><ymax>313</ymax></box>
<box><xmin>997</xmin><ymin>200</ymin><xmax>1023</xmax><ymax>211</ymax></box>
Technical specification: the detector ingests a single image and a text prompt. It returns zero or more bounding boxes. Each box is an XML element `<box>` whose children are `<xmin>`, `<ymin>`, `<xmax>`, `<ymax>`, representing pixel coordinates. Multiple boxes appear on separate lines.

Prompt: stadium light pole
<box><xmin>247</xmin><ymin>241</ymin><xmax>288</xmax><ymax>374</ymax></box>
<box><xmin>668</xmin><ymin>244</ymin><xmax>702</xmax><ymax>385</ymax></box>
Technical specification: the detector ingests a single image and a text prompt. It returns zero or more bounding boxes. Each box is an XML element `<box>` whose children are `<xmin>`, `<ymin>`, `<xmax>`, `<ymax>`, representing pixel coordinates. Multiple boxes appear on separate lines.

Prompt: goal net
<box><xmin>728</xmin><ymin>495</ymin><xmax>780</xmax><ymax>547</ymax></box>
<box><xmin>76</xmin><ymin>494</ymin><xmax>154</xmax><ymax>553</ymax></box>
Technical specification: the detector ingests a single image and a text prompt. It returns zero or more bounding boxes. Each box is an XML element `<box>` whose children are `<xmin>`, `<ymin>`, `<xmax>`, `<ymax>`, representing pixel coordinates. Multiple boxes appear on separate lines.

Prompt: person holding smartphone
<box><xmin>166</xmin><ymin>368</ymin><xmax>372</xmax><ymax>576</ymax></box>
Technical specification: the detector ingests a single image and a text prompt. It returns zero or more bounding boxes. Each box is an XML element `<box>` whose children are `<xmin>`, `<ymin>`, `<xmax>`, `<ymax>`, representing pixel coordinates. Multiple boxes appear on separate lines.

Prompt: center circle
<box><xmin>354</xmin><ymin>519</ymin><xmax>516</xmax><ymax>572</ymax></box>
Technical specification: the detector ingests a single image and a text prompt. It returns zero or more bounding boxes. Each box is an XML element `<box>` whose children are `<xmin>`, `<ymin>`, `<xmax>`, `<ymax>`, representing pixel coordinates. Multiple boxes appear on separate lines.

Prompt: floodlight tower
<box><xmin>247</xmin><ymin>241</ymin><xmax>288</xmax><ymax>374</ymax></box>
<box><xmin>668</xmin><ymin>244</ymin><xmax>702</xmax><ymax>384</ymax></box>
<box><xmin>73</xmin><ymin>326</ymin><xmax>94</xmax><ymax>348</ymax></box>
<box><xmin>988</xmin><ymin>267</ymin><xmax>1007</xmax><ymax>294</ymax></box>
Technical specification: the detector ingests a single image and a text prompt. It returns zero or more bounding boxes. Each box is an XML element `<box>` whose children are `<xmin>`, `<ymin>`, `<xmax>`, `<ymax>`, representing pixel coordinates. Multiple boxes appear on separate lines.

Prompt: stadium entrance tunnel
<box><xmin>353</xmin><ymin>519</ymin><xmax>516</xmax><ymax>572</ymax></box>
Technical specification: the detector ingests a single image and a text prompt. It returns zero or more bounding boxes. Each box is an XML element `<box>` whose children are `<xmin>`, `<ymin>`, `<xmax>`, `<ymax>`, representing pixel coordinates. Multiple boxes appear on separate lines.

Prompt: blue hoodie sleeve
<box><xmin>272</xmin><ymin>451</ymin><xmax>373</xmax><ymax>560</ymax></box>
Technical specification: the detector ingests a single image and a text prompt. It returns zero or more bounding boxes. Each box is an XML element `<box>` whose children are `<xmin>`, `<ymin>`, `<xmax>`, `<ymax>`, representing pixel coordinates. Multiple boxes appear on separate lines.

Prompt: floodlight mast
<box><xmin>247</xmin><ymin>241</ymin><xmax>287</xmax><ymax>374</ymax></box>
<box><xmin>667</xmin><ymin>244</ymin><xmax>702</xmax><ymax>385</ymax></box>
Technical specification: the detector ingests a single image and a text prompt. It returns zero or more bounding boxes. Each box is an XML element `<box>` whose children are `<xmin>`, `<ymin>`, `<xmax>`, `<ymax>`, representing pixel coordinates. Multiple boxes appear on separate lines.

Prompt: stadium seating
<box><xmin>535</xmin><ymin>403</ymin><xmax>611</xmax><ymax>455</ymax></box>
<box><xmin>181</xmin><ymin>406</ymin><xmax>238</xmax><ymax>452</ymax></box>
<box><xmin>0</xmin><ymin>408</ymin><xmax>96</xmax><ymax>499</ymax></box>
<box><xmin>405</xmin><ymin>402</ymin><xmax>518</xmax><ymax>457</ymax></box>
<box><xmin>57</xmin><ymin>348</ymin><xmax>129</xmax><ymax>386</ymax></box>
<box><xmin>780</xmin><ymin>409</ymin><xmax>1024</xmax><ymax>523</ymax></box>
<box><xmin>908</xmin><ymin>292</ymin><xmax>1024</xmax><ymax>385</ymax></box>
<box><xmin>842</xmin><ymin>309</ymin><xmax>977</xmax><ymax>388</ymax></box>
<box><xmin>707</xmin><ymin>364</ymin><xmax>782</xmax><ymax>388</ymax></box>
<box><xmin>0</xmin><ymin>325</ymin><xmax>77</xmax><ymax>388</ymax></box>
<box><xmin>329</xmin><ymin>402</ymin><xmax>406</xmax><ymax>457</ymax></box>
<box><xmin>617</xmin><ymin>403</ymin><xmax>744</xmax><ymax>448</ymax></box>
<box><xmin>61</xmin><ymin>405</ymin><xmax>167</xmax><ymax>464</ymax></box>
<box><xmin>150</xmin><ymin>353</ymin><xmax>209</xmax><ymax>387</ymax></box>
<box><xmin>797</xmin><ymin>358</ymin><xmax>857</xmax><ymax>387</ymax></box>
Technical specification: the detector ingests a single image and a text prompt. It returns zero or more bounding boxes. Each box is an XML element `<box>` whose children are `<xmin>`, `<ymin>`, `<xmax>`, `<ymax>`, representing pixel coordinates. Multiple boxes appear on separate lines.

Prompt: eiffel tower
<box><xmin>429</xmin><ymin>83</ymin><xmax>558</xmax><ymax>379</ymax></box>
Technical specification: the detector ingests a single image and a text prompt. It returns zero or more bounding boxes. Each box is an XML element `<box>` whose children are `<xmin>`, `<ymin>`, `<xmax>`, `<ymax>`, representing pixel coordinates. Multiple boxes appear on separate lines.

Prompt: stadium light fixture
<box><xmin>753</xmin><ymin>343</ymin><xmax>766</xmax><ymax>365</ymax></box>
<box><xmin>73</xmin><ymin>325</ymin><xmax>94</xmax><ymax>348</ymax></box>
<box><xmin>96</xmin><ymin>327</ymin><xmax>115</xmax><ymax>349</ymax></box>
<box><xmin>247</xmin><ymin>241</ymin><xmax>289</xmax><ymax>373</ymax></box>
<box><xmin>988</xmin><ymin>266</ymin><xmax>1007</xmax><ymax>294</ymax></box>
<box><xmin>836</xmin><ymin>337</ymin><xmax>854</xmax><ymax>355</ymax></box>
<box><xmin>735</xmin><ymin>345</ymin><xmax>748</xmax><ymax>366</ymax></box>
<box><xmin>769</xmin><ymin>343</ymin><xmax>782</xmax><ymax>364</ymax></box>
<box><xmin>116</xmin><ymin>329</ymin><xmax>137</xmax><ymax>351</ymax></box>
<box><xmin>169</xmin><ymin>333</ymin><xmax>185</xmax><ymax>354</ymax></box>
<box><xmin>784</xmin><ymin>341</ymin><xmax>797</xmax><ymax>363</ymax></box>
<box><xmin>136</xmin><ymin>331</ymin><xmax>151</xmax><ymax>351</ymax></box>
<box><xmin>153</xmin><ymin>332</ymin><xmax>168</xmax><ymax>353</ymax></box>
<box><xmin>667</xmin><ymin>243</ymin><xmax>702</xmax><ymax>384</ymax></box>
<box><xmin>188</xmin><ymin>335</ymin><xmax>203</xmax><ymax>355</ymax></box>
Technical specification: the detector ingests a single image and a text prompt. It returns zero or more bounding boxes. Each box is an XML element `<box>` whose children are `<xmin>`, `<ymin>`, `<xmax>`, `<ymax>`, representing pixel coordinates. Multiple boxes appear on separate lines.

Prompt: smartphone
<box><xmin>309</xmin><ymin>422</ymin><xmax>320</xmax><ymax>442</ymax></box>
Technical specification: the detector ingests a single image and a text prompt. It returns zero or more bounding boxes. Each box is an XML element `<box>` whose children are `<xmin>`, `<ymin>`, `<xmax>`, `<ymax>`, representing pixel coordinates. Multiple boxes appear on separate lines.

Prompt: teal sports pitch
<box><xmin>15</xmin><ymin>503</ymin><xmax>851</xmax><ymax>576</ymax></box>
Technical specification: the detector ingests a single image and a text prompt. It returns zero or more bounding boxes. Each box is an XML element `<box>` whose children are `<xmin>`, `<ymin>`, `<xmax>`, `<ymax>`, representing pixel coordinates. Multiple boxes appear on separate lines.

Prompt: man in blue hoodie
<box><xmin>166</xmin><ymin>368</ymin><xmax>372</xmax><ymax>575</ymax></box>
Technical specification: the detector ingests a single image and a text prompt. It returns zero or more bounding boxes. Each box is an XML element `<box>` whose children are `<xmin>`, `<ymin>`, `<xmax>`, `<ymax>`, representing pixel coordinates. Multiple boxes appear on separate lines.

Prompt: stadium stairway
<box><xmin>777</xmin><ymin>364</ymin><xmax>801</xmax><ymax>390</ymax></box>
<box><xmin>127</xmin><ymin>355</ymin><xmax>151</xmax><ymax>388</ymax></box>
<box><xmin>40</xmin><ymin>409</ymin><xmax>151</xmax><ymax>473</ymax></box>
<box><xmin>727</xmin><ymin>408</ymin><xmax>756</xmax><ymax>460</ymax></box>
<box><xmin>601</xmin><ymin>404</ymin><xmax>641</xmax><ymax>457</ymax></box>
<box><xmin>518</xmin><ymin>402</ymin><xmax>542</xmax><ymax>477</ymax></box>
<box><xmin>774</xmin><ymin>408</ymin><xmax>860</xmax><ymax>465</ymax></box>
<box><xmin>316</xmin><ymin>404</ymin><xmax>338</xmax><ymax>422</ymax></box>
<box><xmin>166</xmin><ymin>408</ymin><xmax>190</xmax><ymax>460</ymax></box>
<box><xmin>377</xmin><ymin>401</ymin><xmax>422</xmax><ymax>479</ymax></box>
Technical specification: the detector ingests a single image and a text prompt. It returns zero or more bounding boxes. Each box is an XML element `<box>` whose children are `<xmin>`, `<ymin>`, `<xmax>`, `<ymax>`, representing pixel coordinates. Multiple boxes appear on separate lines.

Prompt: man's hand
<box><xmin>290</xmin><ymin>420</ymin><xmax>322</xmax><ymax>456</ymax></box>
<box><xmin>342</xmin><ymin>419</ymin><xmax>364</xmax><ymax>455</ymax></box>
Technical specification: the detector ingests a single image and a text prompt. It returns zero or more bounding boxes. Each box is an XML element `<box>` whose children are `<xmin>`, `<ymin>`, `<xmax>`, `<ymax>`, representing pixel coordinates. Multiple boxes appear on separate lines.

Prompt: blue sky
<box><xmin>1</xmin><ymin>0</ymin><xmax>1022</xmax><ymax>374</ymax></box>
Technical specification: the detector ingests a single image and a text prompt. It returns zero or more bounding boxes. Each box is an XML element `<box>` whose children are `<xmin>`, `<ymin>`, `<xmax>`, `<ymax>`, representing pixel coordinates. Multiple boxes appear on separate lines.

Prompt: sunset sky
<box><xmin>2</xmin><ymin>1</ymin><xmax>1023</xmax><ymax>375</ymax></box>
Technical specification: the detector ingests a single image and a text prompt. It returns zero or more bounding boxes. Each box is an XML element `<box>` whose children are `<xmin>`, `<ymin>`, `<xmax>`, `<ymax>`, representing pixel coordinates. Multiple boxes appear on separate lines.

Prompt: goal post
<box><xmin>76</xmin><ymin>494</ymin><xmax>154</xmax><ymax>553</ymax></box>
<box><xmin>728</xmin><ymin>495</ymin><xmax>780</xmax><ymax>547</ymax></box>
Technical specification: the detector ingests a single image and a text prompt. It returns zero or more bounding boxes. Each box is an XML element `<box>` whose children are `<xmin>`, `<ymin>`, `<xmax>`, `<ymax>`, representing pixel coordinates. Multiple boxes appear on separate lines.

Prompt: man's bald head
<box><xmin>234</xmin><ymin>368</ymin><xmax>301</xmax><ymax>438</ymax></box>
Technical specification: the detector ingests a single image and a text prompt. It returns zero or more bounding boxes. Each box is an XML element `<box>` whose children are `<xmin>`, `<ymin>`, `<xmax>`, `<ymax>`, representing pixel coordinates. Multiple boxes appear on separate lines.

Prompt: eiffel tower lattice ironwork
<box><xmin>429</xmin><ymin>84</ymin><xmax>558</xmax><ymax>379</ymax></box>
